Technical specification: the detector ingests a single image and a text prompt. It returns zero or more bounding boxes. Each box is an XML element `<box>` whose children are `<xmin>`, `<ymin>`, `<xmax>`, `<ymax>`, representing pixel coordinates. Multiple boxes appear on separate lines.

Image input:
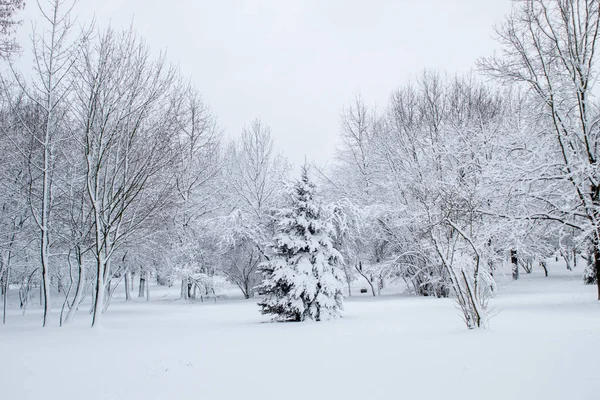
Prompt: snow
<box><xmin>1</xmin><ymin>263</ymin><xmax>599</xmax><ymax>400</ymax></box>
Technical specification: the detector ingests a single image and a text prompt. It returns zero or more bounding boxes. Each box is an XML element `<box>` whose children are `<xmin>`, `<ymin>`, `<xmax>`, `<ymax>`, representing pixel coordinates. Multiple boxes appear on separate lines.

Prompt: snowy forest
<box><xmin>1</xmin><ymin>1</ymin><xmax>599</xmax><ymax>399</ymax></box>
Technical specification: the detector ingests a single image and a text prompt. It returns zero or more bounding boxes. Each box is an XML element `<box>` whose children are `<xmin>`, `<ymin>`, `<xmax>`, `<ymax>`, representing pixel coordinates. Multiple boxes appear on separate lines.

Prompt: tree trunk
<box><xmin>244</xmin><ymin>280</ymin><xmax>251</xmax><ymax>299</ymax></box>
<box><xmin>124</xmin><ymin>270</ymin><xmax>131</xmax><ymax>301</ymax></box>
<box><xmin>105</xmin><ymin>279</ymin><xmax>111</xmax><ymax>304</ymax></box>
<box><xmin>91</xmin><ymin>257</ymin><xmax>105</xmax><ymax>327</ymax></box>
<box><xmin>594</xmin><ymin>237</ymin><xmax>600</xmax><ymax>301</ymax></box>
<box><xmin>40</xmin><ymin>239</ymin><xmax>51</xmax><ymax>325</ymax></box>
<box><xmin>511</xmin><ymin>249</ymin><xmax>519</xmax><ymax>280</ymax></box>
<box><xmin>562</xmin><ymin>248</ymin><xmax>573</xmax><ymax>271</ymax></box>
<box><xmin>64</xmin><ymin>249</ymin><xmax>86</xmax><ymax>325</ymax></box>
<box><xmin>138</xmin><ymin>272</ymin><xmax>146</xmax><ymax>298</ymax></box>
<box><xmin>180</xmin><ymin>278</ymin><xmax>188</xmax><ymax>300</ymax></box>
<box><xmin>2</xmin><ymin>261</ymin><xmax>9</xmax><ymax>324</ymax></box>
<box><xmin>541</xmin><ymin>261</ymin><xmax>548</xmax><ymax>277</ymax></box>
<box><xmin>146</xmin><ymin>270</ymin><xmax>150</xmax><ymax>302</ymax></box>
<box><xmin>378</xmin><ymin>275</ymin><xmax>385</xmax><ymax>295</ymax></box>
<box><xmin>355</xmin><ymin>261</ymin><xmax>377</xmax><ymax>296</ymax></box>
<box><xmin>241</xmin><ymin>279</ymin><xmax>250</xmax><ymax>299</ymax></box>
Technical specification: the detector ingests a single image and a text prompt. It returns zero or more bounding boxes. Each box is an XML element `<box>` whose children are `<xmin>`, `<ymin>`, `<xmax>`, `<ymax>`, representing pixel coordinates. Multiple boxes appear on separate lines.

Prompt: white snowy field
<box><xmin>1</xmin><ymin>264</ymin><xmax>599</xmax><ymax>400</ymax></box>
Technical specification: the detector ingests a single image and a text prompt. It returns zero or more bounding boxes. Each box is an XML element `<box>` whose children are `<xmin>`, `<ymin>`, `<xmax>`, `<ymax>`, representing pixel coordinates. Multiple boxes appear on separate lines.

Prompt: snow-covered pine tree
<box><xmin>257</xmin><ymin>166</ymin><xmax>345</xmax><ymax>321</ymax></box>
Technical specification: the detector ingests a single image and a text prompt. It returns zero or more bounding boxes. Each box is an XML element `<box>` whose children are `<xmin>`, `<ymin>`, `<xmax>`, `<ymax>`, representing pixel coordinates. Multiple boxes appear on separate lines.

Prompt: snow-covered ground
<box><xmin>1</xmin><ymin>263</ymin><xmax>599</xmax><ymax>400</ymax></box>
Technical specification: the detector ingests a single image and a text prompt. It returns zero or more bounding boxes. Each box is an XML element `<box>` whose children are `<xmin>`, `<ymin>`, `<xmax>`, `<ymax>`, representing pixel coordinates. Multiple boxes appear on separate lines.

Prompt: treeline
<box><xmin>0</xmin><ymin>1</ymin><xmax>291</xmax><ymax>326</ymax></box>
<box><xmin>321</xmin><ymin>0</ymin><xmax>600</xmax><ymax>328</ymax></box>
<box><xmin>1</xmin><ymin>0</ymin><xmax>599</xmax><ymax>329</ymax></box>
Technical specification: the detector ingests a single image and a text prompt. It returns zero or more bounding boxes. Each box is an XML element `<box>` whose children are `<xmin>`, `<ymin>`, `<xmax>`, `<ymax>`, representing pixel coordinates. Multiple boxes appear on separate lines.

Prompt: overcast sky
<box><xmin>15</xmin><ymin>0</ymin><xmax>512</xmax><ymax>169</ymax></box>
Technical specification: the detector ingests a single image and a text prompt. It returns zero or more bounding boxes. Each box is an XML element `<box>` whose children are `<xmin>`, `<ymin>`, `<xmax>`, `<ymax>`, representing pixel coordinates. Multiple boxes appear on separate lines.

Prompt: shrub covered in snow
<box><xmin>583</xmin><ymin>264</ymin><xmax>597</xmax><ymax>285</ymax></box>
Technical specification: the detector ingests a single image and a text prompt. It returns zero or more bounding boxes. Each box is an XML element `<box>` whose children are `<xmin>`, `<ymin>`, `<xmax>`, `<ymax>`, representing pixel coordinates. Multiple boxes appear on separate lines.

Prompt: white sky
<box><xmin>15</xmin><ymin>0</ymin><xmax>512</xmax><ymax>168</ymax></box>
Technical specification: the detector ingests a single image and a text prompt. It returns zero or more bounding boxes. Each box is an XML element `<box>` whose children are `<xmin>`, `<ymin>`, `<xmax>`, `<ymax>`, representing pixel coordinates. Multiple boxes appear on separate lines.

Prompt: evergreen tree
<box><xmin>258</xmin><ymin>166</ymin><xmax>344</xmax><ymax>321</ymax></box>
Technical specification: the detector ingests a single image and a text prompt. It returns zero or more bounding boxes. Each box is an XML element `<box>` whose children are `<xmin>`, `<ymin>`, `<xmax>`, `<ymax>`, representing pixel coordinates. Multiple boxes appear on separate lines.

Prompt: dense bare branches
<box><xmin>480</xmin><ymin>0</ymin><xmax>600</xmax><ymax>298</ymax></box>
<box><xmin>325</xmin><ymin>73</ymin><xmax>523</xmax><ymax>327</ymax></box>
<box><xmin>0</xmin><ymin>0</ymin><xmax>24</xmax><ymax>59</ymax></box>
<box><xmin>217</xmin><ymin>120</ymin><xmax>289</xmax><ymax>298</ymax></box>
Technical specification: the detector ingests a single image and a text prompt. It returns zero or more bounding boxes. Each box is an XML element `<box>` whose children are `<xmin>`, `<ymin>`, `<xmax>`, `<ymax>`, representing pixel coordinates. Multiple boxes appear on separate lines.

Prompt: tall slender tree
<box><xmin>7</xmin><ymin>0</ymin><xmax>80</xmax><ymax>326</ymax></box>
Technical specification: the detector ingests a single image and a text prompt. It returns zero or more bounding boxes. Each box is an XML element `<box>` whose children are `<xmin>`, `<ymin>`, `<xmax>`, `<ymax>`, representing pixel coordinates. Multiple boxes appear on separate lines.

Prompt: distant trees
<box><xmin>320</xmin><ymin>0</ymin><xmax>600</xmax><ymax>329</ymax></box>
<box><xmin>169</xmin><ymin>87</ymin><xmax>220</xmax><ymax>301</ymax></box>
<box><xmin>0</xmin><ymin>93</ymin><xmax>30</xmax><ymax>324</ymax></box>
<box><xmin>226</xmin><ymin>120</ymin><xmax>288</xmax><ymax>222</ymax></box>
<box><xmin>324</xmin><ymin>72</ymin><xmax>544</xmax><ymax>328</ymax></box>
<box><xmin>0</xmin><ymin>0</ymin><xmax>25</xmax><ymax>59</ymax></box>
<box><xmin>1</xmin><ymin>0</ymin><xmax>597</xmax><ymax>332</ymax></box>
<box><xmin>217</xmin><ymin>120</ymin><xmax>289</xmax><ymax>299</ymax></box>
<box><xmin>324</xmin><ymin>96</ymin><xmax>390</xmax><ymax>296</ymax></box>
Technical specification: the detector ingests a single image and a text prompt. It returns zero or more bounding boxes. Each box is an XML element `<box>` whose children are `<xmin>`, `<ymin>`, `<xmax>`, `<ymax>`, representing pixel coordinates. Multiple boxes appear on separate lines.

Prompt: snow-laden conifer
<box><xmin>258</xmin><ymin>166</ymin><xmax>344</xmax><ymax>321</ymax></box>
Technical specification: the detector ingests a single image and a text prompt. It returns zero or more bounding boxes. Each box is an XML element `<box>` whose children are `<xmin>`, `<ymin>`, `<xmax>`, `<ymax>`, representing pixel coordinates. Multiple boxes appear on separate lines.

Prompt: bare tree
<box><xmin>319</xmin><ymin>96</ymin><xmax>388</xmax><ymax>296</ymax></box>
<box><xmin>0</xmin><ymin>106</ymin><xmax>30</xmax><ymax>323</ymax></box>
<box><xmin>58</xmin><ymin>156</ymin><xmax>93</xmax><ymax>325</ymax></box>
<box><xmin>6</xmin><ymin>0</ymin><xmax>80</xmax><ymax>326</ymax></box>
<box><xmin>169</xmin><ymin>87</ymin><xmax>221</xmax><ymax>300</ymax></box>
<box><xmin>72</xmin><ymin>27</ymin><xmax>182</xmax><ymax>326</ymax></box>
<box><xmin>226</xmin><ymin>119</ymin><xmax>288</xmax><ymax>221</ymax></box>
<box><xmin>327</xmin><ymin>72</ymin><xmax>524</xmax><ymax>327</ymax></box>
<box><xmin>217</xmin><ymin>119</ymin><xmax>289</xmax><ymax>298</ymax></box>
<box><xmin>479</xmin><ymin>0</ymin><xmax>600</xmax><ymax>299</ymax></box>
